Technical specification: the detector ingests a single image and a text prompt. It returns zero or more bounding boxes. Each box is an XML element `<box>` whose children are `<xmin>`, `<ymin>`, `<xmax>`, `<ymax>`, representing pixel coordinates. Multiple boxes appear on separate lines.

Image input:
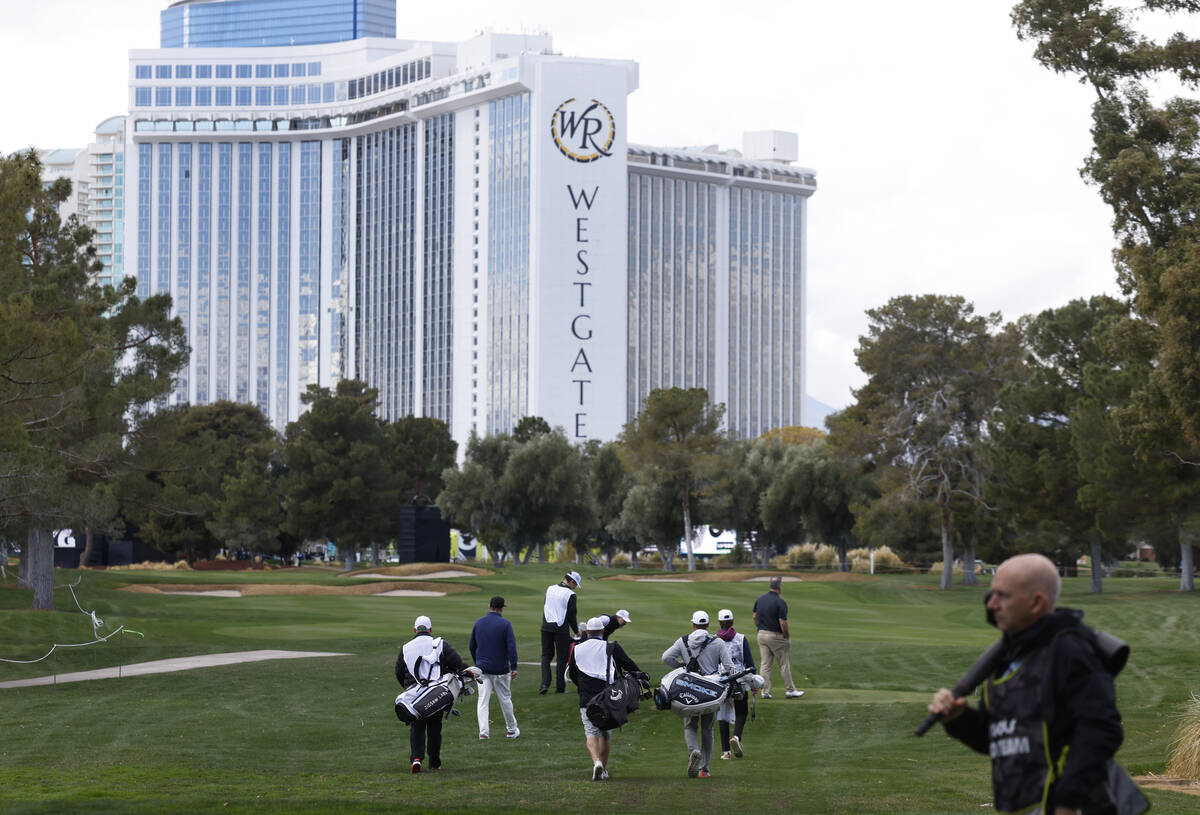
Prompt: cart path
<box><xmin>0</xmin><ymin>649</ymin><xmax>351</xmax><ymax>689</ymax></box>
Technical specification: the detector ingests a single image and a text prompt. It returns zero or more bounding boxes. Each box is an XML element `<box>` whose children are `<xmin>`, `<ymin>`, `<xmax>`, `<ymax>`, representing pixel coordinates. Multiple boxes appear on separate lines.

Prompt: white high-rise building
<box><xmin>124</xmin><ymin>29</ymin><xmax>815</xmax><ymax>446</ymax></box>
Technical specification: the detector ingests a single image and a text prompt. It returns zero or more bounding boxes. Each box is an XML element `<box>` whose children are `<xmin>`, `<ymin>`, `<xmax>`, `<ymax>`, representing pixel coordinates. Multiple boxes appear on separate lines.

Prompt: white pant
<box><xmin>476</xmin><ymin>673</ymin><xmax>517</xmax><ymax>737</ymax></box>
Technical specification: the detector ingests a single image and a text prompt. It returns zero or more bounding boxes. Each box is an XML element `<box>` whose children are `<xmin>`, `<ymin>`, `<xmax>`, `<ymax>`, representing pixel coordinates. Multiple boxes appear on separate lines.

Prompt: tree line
<box><xmin>8</xmin><ymin>1</ymin><xmax>1200</xmax><ymax>604</ymax></box>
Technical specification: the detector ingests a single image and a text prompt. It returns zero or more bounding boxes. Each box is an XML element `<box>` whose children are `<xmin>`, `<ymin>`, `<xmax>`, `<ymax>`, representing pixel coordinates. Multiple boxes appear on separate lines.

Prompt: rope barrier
<box><xmin>0</xmin><ymin>574</ymin><xmax>144</xmax><ymax>666</ymax></box>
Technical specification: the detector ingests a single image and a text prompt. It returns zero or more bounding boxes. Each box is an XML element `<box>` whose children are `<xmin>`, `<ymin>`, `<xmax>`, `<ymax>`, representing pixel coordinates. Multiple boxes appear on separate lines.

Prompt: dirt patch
<box><xmin>121</xmin><ymin>581</ymin><xmax>478</xmax><ymax>597</ymax></box>
<box><xmin>601</xmin><ymin>570</ymin><xmax>877</xmax><ymax>583</ymax></box>
<box><xmin>1134</xmin><ymin>775</ymin><xmax>1200</xmax><ymax>797</ymax></box>
<box><xmin>343</xmin><ymin>563</ymin><xmax>493</xmax><ymax>578</ymax></box>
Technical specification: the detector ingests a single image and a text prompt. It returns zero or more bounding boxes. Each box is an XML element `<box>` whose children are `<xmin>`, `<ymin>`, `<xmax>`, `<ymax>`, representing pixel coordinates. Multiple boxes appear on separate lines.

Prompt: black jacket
<box><xmin>944</xmin><ymin>609</ymin><xmax>1124</xmax><ymax>810</ymax></box>
<box><xmin>395</xmin><ymin>633</ymin><xmax>467</xmax><ymax>688</ymax></box>
<box><xmin>567</xmin><ymin>637</ymin><xmax>640</xmax><ymax>707</ymax></box>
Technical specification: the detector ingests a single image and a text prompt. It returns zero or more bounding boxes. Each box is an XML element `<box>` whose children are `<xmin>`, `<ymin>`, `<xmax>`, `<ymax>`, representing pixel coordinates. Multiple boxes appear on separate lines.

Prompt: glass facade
<box><xmin>354</xmin><ymin>127</ymin><xmax>417</xmax><ymax>419</ymax></box>
<box><xmin>196</xmin><ymin>143</ymin><xmax>212</xmax><ymax>404</ymax></box>
<box><xmin>487</xmin><ymin>93</ymin><xmax>530</xmax><ymax>434</ymax></box>
<box><xmin>161</xmin><ymin>0</ymin><xmax>395</xmax><ymax>48</ymax></box>
<box><xmin>175</xmin><ymin>143</ymin><xmax>192</xmax><ymax>402</ymax></box>
<box><xmin>275</xmin><ymin>142</ymin><xmax>291</xmax><ymax>424</ymax></box>
<box><xmin>255</xmin><ymin>142</ymin><xmax>272</xmax><ymax>417</ymax></box>
<box><xmin>422</xmin><ymin>114</ymin><xmax>455</xmax><ymax>424</ymax></box>
<box><xmin>626</xmin><ymin>172</ymin><xmax>719</xmax><ymax>423</ymax></box>
<box><xmin>298</xmin><ymin>141</ymin><xmax>322</xmax><ymax>393</ymax></box>
<box><xmin>727</xmin><ymin>186</ymin><xmax>803</xmax><ymax>438</ymax></box>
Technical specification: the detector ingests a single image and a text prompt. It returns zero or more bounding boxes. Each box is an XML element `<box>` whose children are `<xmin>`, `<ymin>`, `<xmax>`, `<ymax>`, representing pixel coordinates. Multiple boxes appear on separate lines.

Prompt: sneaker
<box><xmin>410</xmin><ymin>759</ymin><xmax>421</xmax><ymax>774</ymax></box>
<box><xmin>761</xmin><ymin>692</ymin><xmax>772</xmax><ymax>699</ymax></box>
<box><xmin>730</xmin><ymin>735</ymin><xmax>743</xmax><ymax>757</ymax></box>
<box><xmin>479</xmin><ymin>734</ymin><xmax>489</xmax><ymax>740</ymax></box>
<box><xmin>506</xmin><ymin>728</ymin><xmax>520</xmax><ymax>739</ymax></box>
<box><xmin>600</xmin><ymin>769</ymin><xmax>610</xmax><ymax>781</ymax></box>
<box><xmin>687</xmin><ymin>749</ymin><xmax>702</xmax><ymax>778</ymax></box>
<box><xmin>592</xmin><ymin>761</ymin><xmax>604</xmax><ymax>781</ymax></box>
<box><xmin>698</xmin><ymin>769</ymin><xmax>711</xmax><ymax>778</ymax></box>
<box><xmin>719</xmin><ymin>751</ymin><xmax>732</xmax><ymax>761</ymax></box>
<box><xmin>786</xmin><ymin>689</ymin><xmax>805</xmax><ymax>698</ymax></box>
<box><xmin>538</xmin><ymin>686</ymin><xmax>549</xmax><ymax>695</ymax></box>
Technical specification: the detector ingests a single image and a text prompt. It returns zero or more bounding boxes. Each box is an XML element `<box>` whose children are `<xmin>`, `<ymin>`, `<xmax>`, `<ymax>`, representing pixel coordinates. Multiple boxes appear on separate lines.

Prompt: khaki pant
<box><xmin>756</xmin><ymin>629</ymin><xmax>796</xmax><ymax>695</ymax></box>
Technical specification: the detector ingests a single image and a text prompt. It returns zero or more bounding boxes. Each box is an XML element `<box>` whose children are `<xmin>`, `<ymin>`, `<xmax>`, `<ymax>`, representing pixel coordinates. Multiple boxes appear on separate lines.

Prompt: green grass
<box><xmin>2</xmin><ymin>564</ymin><xmax>1198</xmax><ymax>813</ymax></box>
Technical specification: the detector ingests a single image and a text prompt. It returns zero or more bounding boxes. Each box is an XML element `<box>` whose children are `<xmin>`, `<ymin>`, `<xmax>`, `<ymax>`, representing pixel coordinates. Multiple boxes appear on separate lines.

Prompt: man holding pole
<box><xmin>926</xmin><ymin>553</ymin><xmax>1124</xmax><ymax>815</ymax></box>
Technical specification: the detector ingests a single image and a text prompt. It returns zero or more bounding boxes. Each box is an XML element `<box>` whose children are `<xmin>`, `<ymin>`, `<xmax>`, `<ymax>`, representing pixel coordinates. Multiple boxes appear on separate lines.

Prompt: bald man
<box><xmin>927</xmin><ymin>554</ymin><xmax>1124</xmax><ymax>815</ymax></box>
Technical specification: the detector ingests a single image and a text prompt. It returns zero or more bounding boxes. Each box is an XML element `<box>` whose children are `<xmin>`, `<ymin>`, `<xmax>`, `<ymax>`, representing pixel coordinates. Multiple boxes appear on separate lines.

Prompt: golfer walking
<box><xmin>753</xmin><ymin>576</ymin><xmax>804</xmax><ymax>699</ymax></box>
<box><xmin>568</xmin><ymin>617</ymin><xmax>643</xmax><ymax>781</ymax></box>
<box><xmin>470</xmin><ymin>595</ymin><xmax>520</xmax><ymax>740</ymax></box>
<box><xmin>540</xmin><ymin>570</ymin><xmax>580</xmax><ymax>694</ymax></box>
<box><xmin>662</xmin><ymin>610</ymin><xmax>735</xmax><ymax>778</ymax></box>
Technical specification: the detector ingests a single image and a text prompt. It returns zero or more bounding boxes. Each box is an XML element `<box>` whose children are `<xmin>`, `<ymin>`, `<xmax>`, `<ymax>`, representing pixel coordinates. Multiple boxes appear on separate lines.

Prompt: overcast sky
<box><xmin>0</xmin><ymin>0</ymin><xmax>1130</xmax><ymax>413</ymax></box>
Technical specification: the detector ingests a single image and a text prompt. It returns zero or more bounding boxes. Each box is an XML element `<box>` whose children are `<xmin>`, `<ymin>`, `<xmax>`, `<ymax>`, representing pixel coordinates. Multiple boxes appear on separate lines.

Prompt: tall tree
<box><xmin>1013</xmin><ymin>0</ymin><xmax>1200</xmax><ymax>588</ymax></box>
<box><xmin>121</xmin><ymin>402</ymin><xmax>278</xmax><ymax>561</ymax></box>
<box><xmin>282</xmin><ymin>380</ymin><xmax>395</xmax><ymax>570</ymax></box>
<box><xmin>618</xmin><ymin>387</ymin><xmax>725</xmax><ymax>572</ymax></box>
<box><xmin>830</xmin><ymin>295</ymin><xmax>1018</xmax><ymax>589</ymax></box>
<box><xmin>764</xmin><ymin>441</ymin><xmax>875</xmax><ymax>571</ymax></box>
<box><xmin>0</xmin><ymin>151</ymin><xmax>186</xmax><ymax>608</ymax></box>
<box><xmin>988</xmin><ymin>296</ymin><xmax>1135</xmax><ymax>591</ymax></box>
<box><xmin>438</xmin><ymin>432</ymin><xmax>514</xmax><ymax>566</ymax></box>
<box><xmin>499</xmin><ymin>428</ymin><xmax>589</xmax><ymax>563</ymax></box>
<box><xmin>386</xmin><ymin>416</ymin><xmax>456</xmax><ymax>505</ymax></box>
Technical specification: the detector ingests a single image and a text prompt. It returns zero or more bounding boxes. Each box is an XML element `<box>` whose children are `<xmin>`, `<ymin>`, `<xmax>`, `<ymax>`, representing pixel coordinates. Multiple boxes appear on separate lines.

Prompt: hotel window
<box><xmin>175</xmin><ymin>65</ymin><xmax>192</xmax><ymax>79</ymax></box>
<box><xmin>292</xmin><ymin>86</ymin><xmax>306</xmax><ymax>105</ymax></box>
<box><xmin>155</xmin><ymin>65</ymin><xmax>172</xmax><ymax>79</ymax></box>
<box><xmin>236</xmin><ymin>64</ymin><xmax>252</xmax><ymax>78</ymax></box>
<box><xmin>236</xmin><ymin>86</ymin><xmax>251</xmax><ymax>106</ymax></box>
<box><xmin>274</xmin><ymin>86</ymin><xmax>288</xmax><ymax>106</ymax></box>
<box><xmin>292</xmin><ymin>63</ymin><xmax>306</xmax><ymax>77</ymax></box>
<box><xmin>196</xmin><ymin>64</ymin><xmax>212</xmax><ymax>79</ymax></box>
<box><xmin>255</xmin><ymin>64</ymin><xmax>271</xmax><ymax>78</ymax></box>
<box><xmin>256</xmin><ymin>87</ymin><xmax>271</xmax><ymax>106</ymax></box>
<box><xmin>215</xmin><ymin>86</ymin><xmax>232</xmax><ymax>106</ymax></box>
<box><xmin>195</xmin><ymin>86</ymin><xmax>212</xmax><ymax>106</ymax></box>
<box><xmin>135</xmin><ymin>87</ymin><xmax>152</xmax><ymax>106</ymax></box>
<box><xmin>274</xmin><ymin>64</ymin><xmax>289</xmax><ymax>78</ymax></box>
<box><xmin>308</xmin><ymin>84</ymin><xmax>321</xmax><ymax>104</ymax></box>
<box><xmin>175</xmin><ymin>87</ymin><xmax>192</xmax><ymax>106</ymax></box>
<box><xmin>135</xmin><ymin>65</ymin><xmax>151</xmax><ymax>79</ymax></box>
<box><xmin>155</xmin><ymin>87</ymin><xmax>172</xmax><ymax>106</ymax></box>
<box><xmin>308</xmin><ymin>61</ymin><xmax>321</xmax><ymax>76</ymax></box>
<box><xmin>216</xmin><ymin>64</ymin><xmax>232</xmax><ymax>79</ymax></box>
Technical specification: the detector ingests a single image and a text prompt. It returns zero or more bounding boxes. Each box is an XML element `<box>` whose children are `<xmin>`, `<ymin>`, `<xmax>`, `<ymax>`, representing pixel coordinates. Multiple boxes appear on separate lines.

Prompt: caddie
<box><xmin>395</xmin><ymin>614</ymin><xmax>467</xmax><ymax>774</ymax></box>
<box><xmin>662</xmin><ymin>610</ymin><xmax>734</xmax><ymax>778</ymax></box>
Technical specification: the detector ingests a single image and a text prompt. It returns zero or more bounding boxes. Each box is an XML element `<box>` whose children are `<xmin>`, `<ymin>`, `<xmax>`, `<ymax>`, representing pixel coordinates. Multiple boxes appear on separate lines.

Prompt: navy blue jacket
<box><xmin>470</xmin><ymin>611</ymin><xmax>518</xmax><ymax>675</ymax></box>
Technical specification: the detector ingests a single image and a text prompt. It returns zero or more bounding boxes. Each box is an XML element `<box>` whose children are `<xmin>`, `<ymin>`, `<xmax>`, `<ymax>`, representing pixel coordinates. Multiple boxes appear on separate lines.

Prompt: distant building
<box><xmin>38</xmin><ymin>117</ymin><xmax>126</xmax><ymax>292</ymax></box>
<box><xmin>161</xmin><ymin>0</ymin><xmax>395</xmax><ymax>48</ymax></box>
<box><xmin>120</xmin><ymin>16</ymin><xmax>816</xmax><ymax>443</ymax></box>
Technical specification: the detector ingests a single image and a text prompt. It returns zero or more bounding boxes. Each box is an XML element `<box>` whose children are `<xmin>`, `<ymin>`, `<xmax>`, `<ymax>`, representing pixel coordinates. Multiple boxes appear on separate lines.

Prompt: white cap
<box><xmin>616</xmin><ymin>609</ymin><xmax>631</xmax><ymax>623</ymax></box>
<box><xmin>717</xmin><ymin>608</ymin><xmax>733</xmax><ymax>622</ymax></box>
<box><xmin>414</xmin><ymin>615</ymin><xmax>432</xmax><ymax>631</ymax></box>
<box><xmin>586</xmin><ymin>616</ymin><xmax>605</xmax><ymax>631</ymax></box>
<box><xmin>691</xmin><ymin>610</ymin><xmax>709</xmax><ymax>626</ymax></box>
<box><xmin>566</xmin><ymin>571</ymin><xmax>582</xmax><ymax>586</ymax></box>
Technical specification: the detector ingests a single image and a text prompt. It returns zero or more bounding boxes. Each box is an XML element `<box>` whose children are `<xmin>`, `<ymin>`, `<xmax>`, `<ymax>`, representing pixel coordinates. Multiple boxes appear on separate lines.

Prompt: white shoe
<box><xmin>761</xmin><ymin>692</ymin><xmax>772</xmax><ymax>699</ymax></box>
<box><xmin>786</xmin><ymin>689</ymin><xmax>805</xmax><ymax>698</ymax></box>
<box><xmin>600</xmin><ymin>769</ymin><xmax>610</xmax><ymax>780</ymax></box>
<box><xmin>730</xmin><ymin>735</ymin><xmax>743</xmax><ymax>757</ymax></box>
<box><xmin>719</xmin><ymin>751</ymin><xmax>732</xmax><ymax>760</ymax></box>
<box><xmin>506</xmin><ymin>728</ymin><xmax>520</xmax><ymax>739</ymax></box>
<box><xmin>593</xmin><ymin>761</ymin><xmax>604</xmax><ymax>781</ymax></box>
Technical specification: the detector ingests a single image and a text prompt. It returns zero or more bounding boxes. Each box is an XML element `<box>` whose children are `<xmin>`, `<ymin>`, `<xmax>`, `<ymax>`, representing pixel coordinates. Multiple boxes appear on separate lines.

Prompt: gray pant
<box><xmin>684</xmin><ymin>712</ymin><xmax>715</xmax><ymax>771</ymax></box>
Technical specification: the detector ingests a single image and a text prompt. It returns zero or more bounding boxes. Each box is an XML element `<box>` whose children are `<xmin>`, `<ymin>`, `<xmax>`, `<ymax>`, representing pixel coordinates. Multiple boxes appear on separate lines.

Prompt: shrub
<box><xmin>812</xmin><ymin>544</ymin><xmax>839</xmax><ymax>569</ymax></box>
<box><xmin>928</xmin><ymin>560</ymin><xmax>963</xmax><ymax>576</ymax></box>
<box><xmin>1167</xmin><ymin>692</ymin><xmax>1200</xmax><ymax>779</ymax></box>
<box><xmin>847</xmin><ymin>545</ymin><xmax>905</xmax><ymax>573</ymax></box>
<box><xmin>114</xmin><ymin>560</ymin><xmax>192</xmax><ymax>571</ymax></box>
<box><xmin>611</xmin><ymin>552</ymin><xmax>632</xmax><ymax>568</ymax></box>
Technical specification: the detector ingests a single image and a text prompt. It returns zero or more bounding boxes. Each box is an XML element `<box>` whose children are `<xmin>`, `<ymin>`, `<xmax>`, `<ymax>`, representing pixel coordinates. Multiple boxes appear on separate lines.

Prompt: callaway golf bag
<box><xmin>655</xmin><ymin>667</ymin><xmax>758</xmax><ymax>717</ymax></box>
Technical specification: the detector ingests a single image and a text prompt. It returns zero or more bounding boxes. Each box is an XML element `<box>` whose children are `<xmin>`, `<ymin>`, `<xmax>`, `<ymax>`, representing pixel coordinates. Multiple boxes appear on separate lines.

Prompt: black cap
<box><xmin>490</xmin><ymin>595</ymin><xmax>506</xmax><ymax>609</ymax></box>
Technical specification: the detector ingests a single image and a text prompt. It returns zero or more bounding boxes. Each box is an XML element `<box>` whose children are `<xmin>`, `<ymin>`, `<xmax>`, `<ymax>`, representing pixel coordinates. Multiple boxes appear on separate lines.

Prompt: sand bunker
<box><xmin>744</xmin><ymin>575</ymin><xmax>804</xmax><ymax>582</ymax></box>
<box><xmin>162</xmin><ymin>590</ymin><xmax>244</xmax><ymax>597</ymax></box>
<box><xmin>344</xmin><ymin>563</ymin><xmax>493</xmax><ymax>579</ymax></box>
<box><xmin>352</xmin><ymin>570</ymin><xmax>476</xmax><ymax>580</ymax></box>
<box><xmin>123</xmin><ymin>580</ymin><xmax>477</xmax><ymax>597</ymax></box>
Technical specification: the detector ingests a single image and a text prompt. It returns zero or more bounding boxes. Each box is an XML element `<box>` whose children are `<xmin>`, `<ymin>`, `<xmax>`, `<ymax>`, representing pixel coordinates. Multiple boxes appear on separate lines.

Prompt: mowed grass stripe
<box><xmin>2</xmin><ymin>564</ymin><xmax>1198</xmax><ymax>813</ymax></box>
